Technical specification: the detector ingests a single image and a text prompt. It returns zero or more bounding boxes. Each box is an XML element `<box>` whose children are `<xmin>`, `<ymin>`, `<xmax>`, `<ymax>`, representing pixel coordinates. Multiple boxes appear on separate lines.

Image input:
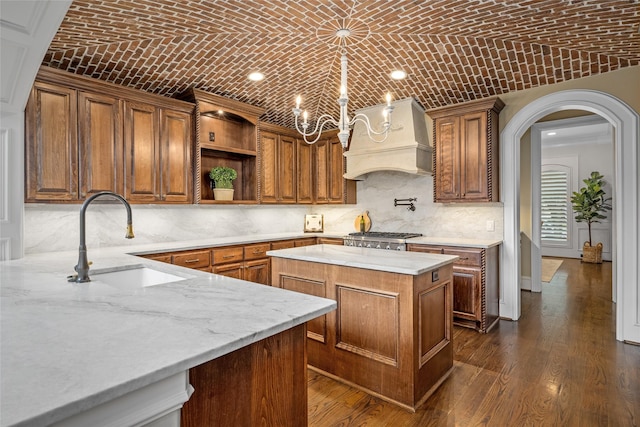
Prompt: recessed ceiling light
<box><xmin>547</xmin><ymin>131</ymin><xmax>557</xmax><ymax>136</ymax></box>
<box><xmin>390</xmin><ymin>70</ymin><xmax>407</xmax><ymax>80</ymax></box>
<box><xmin>248</xmin><ymin>72</ymin><xmax>264</xmax><ymax>81</ymax></box>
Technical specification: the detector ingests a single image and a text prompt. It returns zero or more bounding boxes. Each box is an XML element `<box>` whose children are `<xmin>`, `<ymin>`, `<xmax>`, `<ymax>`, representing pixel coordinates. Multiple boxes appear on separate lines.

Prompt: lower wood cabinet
<box><xmin>182</xmin><ymin>324</ymin><xmax>308</xmax><ymax>427</ymax></box>
<box><xmin>407</xmin><ymin>243</ymin><xmax>500</xmax><ymax>333</ymax></box>
<box><xmin>138</xmin><ymin>237</ymin><xmax>342</xmax><ymax>287</ymax></box>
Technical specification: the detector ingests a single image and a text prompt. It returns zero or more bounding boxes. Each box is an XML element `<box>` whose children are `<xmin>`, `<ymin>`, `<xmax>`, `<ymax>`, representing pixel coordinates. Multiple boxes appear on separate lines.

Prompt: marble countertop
<box><xmin>268</xmin><ymin>244</ymin><xmax>459</xmax><ymax>275</ymax></box>
<box><xmin>406</xmin><ymin>236</ymin><xmax>503</xmax><ymax>248</ymax></box>
<box><xmin>0</xmin><ymin>243</ymin><xmax>336</xmax><ymax>427</ymax></box>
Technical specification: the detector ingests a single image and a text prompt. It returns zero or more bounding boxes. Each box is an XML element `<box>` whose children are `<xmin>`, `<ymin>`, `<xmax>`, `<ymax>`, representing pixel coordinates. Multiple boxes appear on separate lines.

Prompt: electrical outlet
<box><xmin>486</xmin><ymin>220</ymin><xmax>495</xmax><ymax>232</ymax></box>
<box><xmin>209</xmin><ymin>132</ymin><xmax>215</xmax><ymax>142</ymax></box>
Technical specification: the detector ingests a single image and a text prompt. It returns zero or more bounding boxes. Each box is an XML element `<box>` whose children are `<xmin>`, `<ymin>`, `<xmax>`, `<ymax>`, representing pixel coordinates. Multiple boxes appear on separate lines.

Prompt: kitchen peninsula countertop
<box><xmin>0</xmin><ymin>241</ymin><xmax>336</xmax><ymax>427</ymax></box>
<box><xmin>268</xmin><ymin>244</ymin><xmax>459</xmax><ymax>275</ymax></box>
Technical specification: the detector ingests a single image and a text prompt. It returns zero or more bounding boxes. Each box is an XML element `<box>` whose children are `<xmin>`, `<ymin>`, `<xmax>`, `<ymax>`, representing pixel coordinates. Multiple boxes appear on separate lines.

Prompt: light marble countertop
<box><xmin>0</xmin><ymin>241</ymin><xmax>337</xmax><ymax>427</ymax></box>
<box><xmin>406</xmin><ymin>236</ymin><xmax>503</xmax><ymax>248</ymax></box>
<box><xmin>268</xmin><ymin>244</ymin><xmax>459</xmax><ymax>275</ymax></box>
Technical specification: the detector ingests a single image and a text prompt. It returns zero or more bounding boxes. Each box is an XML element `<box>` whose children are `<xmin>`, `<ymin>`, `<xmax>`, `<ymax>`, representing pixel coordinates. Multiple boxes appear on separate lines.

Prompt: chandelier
<box><xmin>292</xmin><ymin>27</ymin><xmax>394</xmax><ymax>149</ymax></box>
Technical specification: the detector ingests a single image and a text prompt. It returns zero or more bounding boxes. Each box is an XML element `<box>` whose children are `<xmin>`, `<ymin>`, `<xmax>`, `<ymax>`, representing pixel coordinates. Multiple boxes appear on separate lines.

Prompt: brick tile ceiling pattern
<box><xmin>44</xmin><ymin>0</ymin><xmax>640</xmax><ymax>128</ymax></box>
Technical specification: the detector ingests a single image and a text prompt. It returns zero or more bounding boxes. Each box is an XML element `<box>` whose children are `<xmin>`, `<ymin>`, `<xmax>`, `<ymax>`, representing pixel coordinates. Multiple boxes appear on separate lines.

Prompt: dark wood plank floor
<box><xmin>308</xmin><ymin>258</ymin><xmax>640</xmax><ymax>426</ymax></box>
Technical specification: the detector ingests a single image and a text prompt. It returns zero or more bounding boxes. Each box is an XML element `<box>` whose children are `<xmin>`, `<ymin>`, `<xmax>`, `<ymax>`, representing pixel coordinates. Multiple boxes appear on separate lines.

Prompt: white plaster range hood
<box><xmin>344</xmin><ymin>97</ymin><xmax>432</xmax><ymax>179</ymax></box>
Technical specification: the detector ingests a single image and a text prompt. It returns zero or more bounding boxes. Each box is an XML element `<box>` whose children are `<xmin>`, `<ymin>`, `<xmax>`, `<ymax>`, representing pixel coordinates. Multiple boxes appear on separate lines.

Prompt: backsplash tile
<box><xmin>24</xmin><ymin>172</ymin><xmax>502</xmax><ymax>253</ymax></box>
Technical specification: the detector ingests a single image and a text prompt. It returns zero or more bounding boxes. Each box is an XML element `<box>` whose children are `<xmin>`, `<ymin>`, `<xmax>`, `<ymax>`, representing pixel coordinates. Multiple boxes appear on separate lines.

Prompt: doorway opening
<box><xmin>500</xmin><ymin>89</ymin><xmax>639</xmax><ymax>343</ymax></box>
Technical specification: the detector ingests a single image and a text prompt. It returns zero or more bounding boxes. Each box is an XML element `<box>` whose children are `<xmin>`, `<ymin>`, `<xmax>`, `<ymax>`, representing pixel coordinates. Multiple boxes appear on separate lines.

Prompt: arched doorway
<box><xmin>500</xmin><ymin>89</ymin><xmax>639</xmax><ymax>343</ymax></box>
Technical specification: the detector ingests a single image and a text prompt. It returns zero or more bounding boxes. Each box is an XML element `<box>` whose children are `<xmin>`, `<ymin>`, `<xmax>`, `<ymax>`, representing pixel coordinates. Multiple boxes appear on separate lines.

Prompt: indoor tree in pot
<box><xmin>209</xmin><ymin>166</ymin><xmax>237</xmax><ymax>201</ymax></box>
<box><xmin>570</xmin><ymin>171</ymin><xmax>612</xmax><ymax>263</ymax></box>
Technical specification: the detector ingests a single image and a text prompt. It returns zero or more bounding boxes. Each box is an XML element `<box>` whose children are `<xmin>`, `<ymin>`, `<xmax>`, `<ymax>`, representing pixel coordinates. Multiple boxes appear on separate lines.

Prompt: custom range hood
<box><xmin>344</xmin><ymin>97</ymin><xmax>432</xmax><ymax>179</ymax></box>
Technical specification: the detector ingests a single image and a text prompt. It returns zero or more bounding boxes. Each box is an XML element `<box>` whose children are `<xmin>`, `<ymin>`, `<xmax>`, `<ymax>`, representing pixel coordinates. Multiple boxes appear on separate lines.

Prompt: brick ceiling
<box><xmin>43</xmin><ymin>0</ymin><xmax>640</xmax><ymax>128</ymax></box>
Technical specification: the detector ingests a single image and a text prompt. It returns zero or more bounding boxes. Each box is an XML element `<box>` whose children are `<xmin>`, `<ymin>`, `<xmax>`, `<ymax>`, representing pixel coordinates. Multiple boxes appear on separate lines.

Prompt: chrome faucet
<box><xmin>69</xmin><ymin>191</ymin><xmax>134</xmax><ymax>283</ymax></box>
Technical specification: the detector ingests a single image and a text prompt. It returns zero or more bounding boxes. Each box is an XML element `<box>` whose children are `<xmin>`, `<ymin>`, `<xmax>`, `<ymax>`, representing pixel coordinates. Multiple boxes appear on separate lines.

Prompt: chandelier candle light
<box><xmin>292</xmin><ymin>28</ymin><xmax>394</xmax><ymax>148</ymax></box>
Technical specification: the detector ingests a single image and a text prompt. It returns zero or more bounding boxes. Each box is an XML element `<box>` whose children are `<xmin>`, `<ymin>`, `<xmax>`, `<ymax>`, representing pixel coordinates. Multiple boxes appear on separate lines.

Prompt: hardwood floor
<box><xmin>308</xmin><ymin>258</ymin><xmax>640</xmax><ymax>426</ymax></box>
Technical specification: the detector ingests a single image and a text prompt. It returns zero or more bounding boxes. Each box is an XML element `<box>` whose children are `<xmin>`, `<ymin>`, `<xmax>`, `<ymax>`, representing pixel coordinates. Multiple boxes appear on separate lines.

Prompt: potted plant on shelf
<box><xmin>209</xmin><ymin>166</ymin><xmax>237</xmax><ymax>201</ymax></box>
<box><xmin>570</xmin><ymin>171</ymin><xmax>612</xmax><ymax>263</ymax></box>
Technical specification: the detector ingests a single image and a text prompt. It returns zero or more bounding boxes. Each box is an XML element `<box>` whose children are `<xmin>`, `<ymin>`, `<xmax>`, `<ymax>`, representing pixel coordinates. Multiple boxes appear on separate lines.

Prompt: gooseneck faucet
<box><xmin>69</xmin><ymin>191</ymin><xmax>134</xmax><ymax>283</ymax></box>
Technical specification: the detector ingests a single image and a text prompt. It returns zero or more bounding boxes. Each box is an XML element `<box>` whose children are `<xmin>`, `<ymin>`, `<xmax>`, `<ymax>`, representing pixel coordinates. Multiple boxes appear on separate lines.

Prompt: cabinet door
<box><xmin>124</xmin><ymin>102</ymin><xmax>160</xmax><ymax>202</ymax></box>
<box><xmin>78</xmin><ymin>91</ymin><xmax>123</xmax><ymax>199</ymax></box>
<box><xmin>434</xmin><ymin>116</ymin><xmax>460</xmax><ymax>202</ymax></box>
<box><xmin>297</xmin><ymin>139</ymin><xmax>313</xmax><ymax>204</ymax></box>
<box><xmin>451</xmin><ymin>265</ymin><xmax>482</xmax><ymax>321</ymax></box>
<box><xmin>213</xmin><ymin>262</ymin><xmax>244</xmax><ymax>280</ymax></box>
<box><xmin>160</xmin><ymin>109</ymin><xmax>192</xmax><ymax>202</ymax></box>
<box><xmin>327</xmin><ymin>136</ymin><xmax>345</xmax><ymax>203</ymax></box>
<box><xmin>313</xmin><ymin>139</ymin><xmax>329</xmax><ymax>204</ymax></box>
<box><xmin>460</xmin><ymin>111</ymin><xmax>489</xmax><ymax>201</ymax></box>
<box><xmin>244</xmin><ymin>258</ymin><xmax>270</xmax><ymax>285</ymax></box>
<box><xmin>278</xmin><ymin>134</ymin><xmax>296</xmax><ymax>202</ymax></box>
<box><xmin>260</xmin><ymin>131</ymin><xmax>278</xmax><ymax>203</ymax></box>
<box><xmin>25</xmin><ymin>82</ymin><xmax>78</xmax><ymax>201</ymax></box>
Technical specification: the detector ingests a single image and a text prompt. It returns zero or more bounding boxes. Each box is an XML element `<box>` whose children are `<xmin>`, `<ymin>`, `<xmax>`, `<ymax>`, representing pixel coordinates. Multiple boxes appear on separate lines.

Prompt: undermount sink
<box><xmin>90</xmin><ymin>265</ymin><xmax>190</xmax><ymax>288</ymax></box>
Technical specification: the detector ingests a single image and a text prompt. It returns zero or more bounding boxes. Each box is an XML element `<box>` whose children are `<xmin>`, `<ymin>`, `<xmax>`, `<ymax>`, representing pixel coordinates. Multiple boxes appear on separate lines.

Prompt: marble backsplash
<box><xmin>24</xmin><ymin>172</ymin><xmax>503</xmax><ymax>253</ymax></box>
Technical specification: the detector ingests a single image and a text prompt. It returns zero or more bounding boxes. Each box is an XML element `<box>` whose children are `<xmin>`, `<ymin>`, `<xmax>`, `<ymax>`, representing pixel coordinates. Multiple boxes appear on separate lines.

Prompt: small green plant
<box><xmin>209</xmin><ymin>166</ymin><xmax>237</xmax><ymax>189</ymax></box>
<box><xmin>570</xmin><ymin>171</ymin><xmax>612</xmax><ymax>245</ymax></box>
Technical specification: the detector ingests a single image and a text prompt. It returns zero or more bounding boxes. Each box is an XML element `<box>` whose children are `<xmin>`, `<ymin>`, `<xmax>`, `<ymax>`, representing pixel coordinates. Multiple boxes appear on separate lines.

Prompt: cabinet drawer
<box><xmin>212</xmin><ymin>262</ymin><xmax>244</xmax><ymax>279</ymax></box>
<box><xmin>212</xmin><ymin>246</ymin><xmax>244</xmax><ymax>264</ymax></box>
<box><xmin>142</xmin><ymin>253</ymin><xmax>172</xmax><ymax>264</ymax></box>
<box><xmin>271</xmin><ymin>240</ymin><xmax>296</xmax><ymax>250</ymax></box>
<box><xmin>406</xmin><ymin>244</ymin><xmax>443</xmax><ymax>254</ymax></box>
<box><xmin>294</xmin><ymin>238</ymin><xmax>317</xmax><ymax>247</ymax></box>
<box><xmin>442</xmin><ymin>248</ymin><xmax>483</xmax><ymax>267</ymax></box>
<box><xmin>244</xmin><ymin>243</ymin><xmax>270</xmax><ymax>260</ymax></box>
<box><xmin>172</xmin><ymin>250</ymin><xmax>210</xmax><ymax>269</ymax></box>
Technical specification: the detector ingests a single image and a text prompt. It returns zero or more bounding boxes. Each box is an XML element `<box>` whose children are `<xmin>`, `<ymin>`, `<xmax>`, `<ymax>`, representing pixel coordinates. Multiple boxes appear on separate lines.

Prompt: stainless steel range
<box><xmin>343</xmin><ymin>232</ymin><xmax>423</xmax><ymax>251</ymax></box>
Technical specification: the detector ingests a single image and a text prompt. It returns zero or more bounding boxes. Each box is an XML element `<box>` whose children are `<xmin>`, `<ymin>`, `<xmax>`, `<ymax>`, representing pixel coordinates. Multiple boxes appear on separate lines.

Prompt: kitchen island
<box><xmin>268</xmin><ymin>244</ymin><xmax>458</xmax><ymax>411</ymax></box>
<box><xmin>0</xmin><ymin>245</ymin><xmax>336</xmax><ymax>427</ymax></box>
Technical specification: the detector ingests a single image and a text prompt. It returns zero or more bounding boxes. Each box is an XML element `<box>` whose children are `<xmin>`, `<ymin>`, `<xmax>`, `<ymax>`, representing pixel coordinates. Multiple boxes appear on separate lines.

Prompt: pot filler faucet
<box><xmin>68</xmin><ymin>191</ymin><xmax>134</xmax><ymax>283</ymax></box>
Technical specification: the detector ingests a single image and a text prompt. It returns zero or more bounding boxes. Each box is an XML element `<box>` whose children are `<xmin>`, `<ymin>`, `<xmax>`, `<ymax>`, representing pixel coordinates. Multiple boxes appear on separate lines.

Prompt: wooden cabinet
<box><xmin>296</xmin><ymin>140</ymin><xmax>314</xmax><ymax>204</ymax></box>
<box><xmin>182</xmin><ymin>324</ymin><xmax>308</xmax><ymax>427</ymax></box>
<box><xmin>212</xmin><ymin>243</ymin><xmax>271</xmax><ymax>285</ymax></box>
<box><xmin>271</xmin><ymin>255</ymin><xmax>453</xmax><ymax>411</ymax></box>
<box><xmin>260</xmin><ymin>125</ymin><xmax>298</xmax><ymax>204</ymax></box>
<box><xmin>26</xmin><ymin>67</ymin><xmax>194</xmax><ymax>204</ymax></box>
<box><xmin>314</xmin><ymin>132</ymin><xmax>356</xmax><ymax>204</ymax></box>
<box><xmin>123</xmin><ymin>102</ymin><xmax>192</xmax><ymax>203</ymax></box>
<box><xmin>428</xmin><ymin>97</ymin><xmax>504</xmax><ymax>203</ymax></box>
<box><xmin>26</xmin><ymin>81</ymin><xmax>78</xmax><ymax>201</ymax></box>
<box><xmin>408</xmin><ymin>243</ymin><xmax>500</xmax><ymax>333</ymax></box>
<box><xmin>181</xmin><ymin>88</ymin><xmax>263</xmax><ymax>204</ymax></box>
<box><xmin>78</xmin><ymin>91</ymin><xmax>123</xmax><ymax>199</ymax></box>
<box><xmin>317</xmin><ymin>237</ymin><xmax>344</xmax><ymax>245</ymax></box>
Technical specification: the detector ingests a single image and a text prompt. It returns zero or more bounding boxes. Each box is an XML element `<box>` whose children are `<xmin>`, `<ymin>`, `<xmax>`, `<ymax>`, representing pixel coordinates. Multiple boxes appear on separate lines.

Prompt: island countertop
<box><xmin>267</xmin><ymin>244</ymin><xmax>458</xmax><ymax>275</ymax></box>
<box><xmin>0</xmin><ymin>246</ymin><xmax>336</xmax><ymax>427</ymax></box>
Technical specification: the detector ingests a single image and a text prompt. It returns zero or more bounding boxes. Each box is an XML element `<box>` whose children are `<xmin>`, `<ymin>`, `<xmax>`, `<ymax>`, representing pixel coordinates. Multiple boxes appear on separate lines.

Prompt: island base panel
<box><xmin>271</xmin><ymin>257</ymin><xmax>454</xmax><ymax>411</ymax></box>
<box><xmin>181</xmin><ymin>324</ymin><xmax>307</xmax><ymax>427</ymax></box>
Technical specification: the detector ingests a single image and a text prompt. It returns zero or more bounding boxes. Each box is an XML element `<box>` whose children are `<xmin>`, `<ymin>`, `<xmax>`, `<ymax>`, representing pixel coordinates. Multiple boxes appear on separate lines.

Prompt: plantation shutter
<box><xmin>541</xmin><ymin>169</ymin><xmax>569</xmax><ymax>242</ymax></box>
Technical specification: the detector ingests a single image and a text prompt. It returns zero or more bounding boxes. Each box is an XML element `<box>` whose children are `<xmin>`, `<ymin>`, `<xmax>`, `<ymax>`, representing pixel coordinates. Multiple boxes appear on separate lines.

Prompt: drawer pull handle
<box><xmin>253</xmin><ymin>250</ymin><xmax>264</xmax><ymax>255</ymax></box>
<box><xmin>184</xmin><ymin>259</ymin><xmax>200</xmax><ymax>263</ymax></box>
<box><xmin>459</xmin><ymin>257</ymin><xmax>469</xmax><ymax>260</ymax></box>
<box><xmin>223</xmin><ymin>255</ymin><xmax>235</xmax><ymax>259</ymax></box>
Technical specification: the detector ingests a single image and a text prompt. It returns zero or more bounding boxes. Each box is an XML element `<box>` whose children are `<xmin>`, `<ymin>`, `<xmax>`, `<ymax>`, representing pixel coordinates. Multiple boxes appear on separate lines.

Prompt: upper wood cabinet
<box><xmin>314</xmin><ymin>132</ymin><xmax>356</xmax><ymax>204</ymax></box>
<box><xmin>428</xmin><ymin>97</ymin><xmax>504</xmax><ymax>203</ymax></box>
<box><xmin>25</xmin><ymin>67</ymin><xmax>194</xmax><ymax>204</ymax></box>
<box><xmin>78</xmin><ymin>91</ymin><xmax>124</xmax><ymax>199</ymax></box>
<box><xmin>123</xmin><ymin>102</ymin><xmax>192</xmax><ymax>203</ymax></box>
<box><xmin>180</xmin><ymin>88</ymin><xmax>264</xmax><ymax>204</ymax></box>
<box><xmin>259</xmin><ymin>124</ymin><xmax>303</xmax><ymax>204</ymax></box>
<box><xmin>26</xmin><ymin>81</ymin><xmax>79</xmax><ymax>201</ymax></box>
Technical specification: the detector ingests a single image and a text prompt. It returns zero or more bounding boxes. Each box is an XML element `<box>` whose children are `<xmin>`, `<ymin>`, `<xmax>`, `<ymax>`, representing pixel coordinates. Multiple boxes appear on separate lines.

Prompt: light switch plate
<box><xmin>304</xmin><ymin>214</ymin><xmax>324</xmax><ymax>232</ymax></box>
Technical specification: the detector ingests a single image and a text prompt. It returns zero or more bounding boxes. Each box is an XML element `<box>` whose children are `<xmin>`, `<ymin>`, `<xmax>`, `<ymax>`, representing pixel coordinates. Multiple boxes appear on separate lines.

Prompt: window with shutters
<box><xmin>541</xmin><ymin>165</ymin><xmax>571</xmax><ymax>247</ymax></box>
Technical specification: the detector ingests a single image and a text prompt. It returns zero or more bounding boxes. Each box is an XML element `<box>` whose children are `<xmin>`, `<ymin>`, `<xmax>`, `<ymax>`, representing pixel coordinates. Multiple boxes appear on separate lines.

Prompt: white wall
<box><xmin>24</xmin><ymin>171</ymin><xmax>504</xmax><ymax>253</ymax></box>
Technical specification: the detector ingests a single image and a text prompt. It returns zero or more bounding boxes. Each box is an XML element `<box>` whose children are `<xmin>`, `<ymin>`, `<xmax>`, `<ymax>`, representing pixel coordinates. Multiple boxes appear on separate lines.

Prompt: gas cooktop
<box><xmin>347</xmin><ymin>232</ymin><xmax>423</xmax><ymax>239</ymax></box>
